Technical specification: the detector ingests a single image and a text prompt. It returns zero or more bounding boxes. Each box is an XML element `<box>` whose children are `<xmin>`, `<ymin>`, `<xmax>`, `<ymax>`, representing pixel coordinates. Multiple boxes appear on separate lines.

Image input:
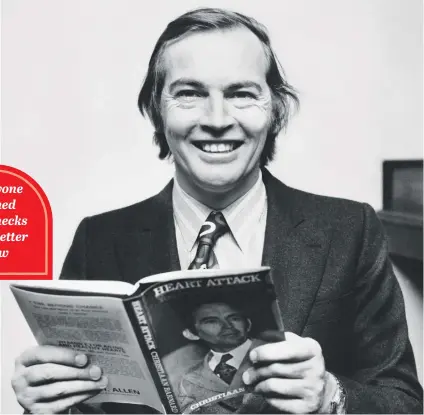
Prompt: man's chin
<box><xmin>193</xmin><ymin>172</ymin><xmax>244</xmax><ymax>193</ymax></box>
<box><xmin>219</xmin><ymin>336</ymin><xmax>245</xmax><ymax>347</ymax></box>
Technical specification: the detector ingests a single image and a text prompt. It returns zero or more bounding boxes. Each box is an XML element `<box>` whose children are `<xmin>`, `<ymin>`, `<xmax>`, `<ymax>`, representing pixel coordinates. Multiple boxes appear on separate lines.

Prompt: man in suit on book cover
<box><xmin>11</xmin><ymin>7</ymin><xmax>423</xmax><ymax>415</ymax></box>
<box><xmin>177</xmin><ymin>301</ymin><xmax>266</xmax><ymax>413</ymax></box>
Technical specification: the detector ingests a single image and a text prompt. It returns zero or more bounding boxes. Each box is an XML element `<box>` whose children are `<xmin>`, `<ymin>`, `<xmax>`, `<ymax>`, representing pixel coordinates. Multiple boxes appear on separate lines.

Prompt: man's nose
<box><xmin>221</xmin><ymin>318</ymin><xmax>235</xmax><ymax>330</ymax></box>
<box><xmin>200</xmin><ymin>93</ymin><xmax>234</xmax><ymax>136</ymax></box>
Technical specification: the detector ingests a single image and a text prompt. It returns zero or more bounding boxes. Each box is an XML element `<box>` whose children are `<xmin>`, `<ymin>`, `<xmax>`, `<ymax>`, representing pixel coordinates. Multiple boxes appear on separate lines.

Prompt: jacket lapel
<box><xmin>113</xmin><ymin>180</ymin><xmax>181</xmax><ymax>285</ymax></box>
<box><xmin>145</xmin><ymin>181</ymin><xmax>181</xmax><ymax>276</ymax></box>
<box><xmin>232</xmin><ymin>339</ymin><xmax>268</xmax><ymax>414</ymax></box>
<box><xmin>188</xmin><ymin>354</ymin><xmax>229</xmax><ymax>393</ymax></box>
<box><xmin>229</xmin><ymin>338</ymin><xmax>263</xmax><ymax>389</ymax></box>
<box><xmin>262</xmin><ymin>170</ymin><xmax>332</xmax><ymax>335</ymax></box>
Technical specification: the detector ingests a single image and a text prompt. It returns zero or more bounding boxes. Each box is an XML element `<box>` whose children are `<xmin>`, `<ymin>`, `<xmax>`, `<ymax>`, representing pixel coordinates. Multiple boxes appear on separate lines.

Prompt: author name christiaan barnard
<box><xmin>190</xmin><ymin>388</ymin><xmax>246</xmax><ymax>411</ymax></box>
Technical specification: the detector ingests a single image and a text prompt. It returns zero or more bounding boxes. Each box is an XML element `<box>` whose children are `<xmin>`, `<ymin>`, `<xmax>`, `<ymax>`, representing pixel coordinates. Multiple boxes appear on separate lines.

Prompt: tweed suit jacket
<box><xmin>178</xmin><ymin>339</ymin><xmax>267</xmax><ymax>414</ymax></box>
<box><xmin>61</xmin><ymin>169</ymin><xmax>423</xmax><ymax>414</ymax></box>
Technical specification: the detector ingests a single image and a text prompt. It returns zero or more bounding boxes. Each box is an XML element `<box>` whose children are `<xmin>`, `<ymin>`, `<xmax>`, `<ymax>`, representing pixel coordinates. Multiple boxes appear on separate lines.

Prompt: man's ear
<box><xmin>246</xmin><ymin>318</ymin><xmax>252</xmax><ymax>333</ymax></box>
<box><xmin>182</xmin><ymin>328</ymin><xmax>200</xmax><ymax>341</ymax></box>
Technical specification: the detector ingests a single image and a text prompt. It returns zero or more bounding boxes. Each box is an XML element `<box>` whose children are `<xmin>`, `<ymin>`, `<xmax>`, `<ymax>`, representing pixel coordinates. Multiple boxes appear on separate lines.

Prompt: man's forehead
<box><xmin>194</xmin><ymin>303</ymin><xmax>240</xmax><ymax>318</ymax></box>
<box><xmin>161</xmin><ymin>27</ymin><xmax>269</xmax><ymax>86</ymax></box>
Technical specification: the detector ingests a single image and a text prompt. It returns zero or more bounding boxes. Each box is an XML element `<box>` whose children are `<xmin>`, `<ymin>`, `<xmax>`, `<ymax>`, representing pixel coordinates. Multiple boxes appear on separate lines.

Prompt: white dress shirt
<box><xmin>172</xmin><ymin>171</ymin><xmax>267</xmax><ymax>269</ymax></box>
<box><xmin>208</xmin><ymin>339</ymin><xmax>253</xmax><ymax>371</ymax></box>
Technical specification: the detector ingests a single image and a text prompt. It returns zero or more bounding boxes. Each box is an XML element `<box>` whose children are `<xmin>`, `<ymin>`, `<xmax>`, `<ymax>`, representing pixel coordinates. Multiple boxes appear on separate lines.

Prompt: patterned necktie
<box><xmin>188</xmin><ymin>211</ymin><xmax>229</xmax><ymax>270</ymax></box>
<box><xmin>214</xmin><ymin>353</ymin><xmax>237</xmax><ymax>384</ymax></box>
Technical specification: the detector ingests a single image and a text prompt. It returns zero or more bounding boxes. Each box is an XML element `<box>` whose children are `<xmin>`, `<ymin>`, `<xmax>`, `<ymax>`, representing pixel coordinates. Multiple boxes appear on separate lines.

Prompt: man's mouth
<box><xmin>192</xmin><ymin>141</ymin><xmax>243</xmax><ymax>154</ymax></box>
<box><xmin>221</xmin><ymin>330</ymin><xmax>239</xmax><ymax>337</ymax></box>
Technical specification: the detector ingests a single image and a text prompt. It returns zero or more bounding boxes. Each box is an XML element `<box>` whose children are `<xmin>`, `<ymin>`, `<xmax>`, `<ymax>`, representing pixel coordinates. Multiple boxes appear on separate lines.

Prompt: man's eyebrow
<box><xmin>226</xmin><ymin>82</ymin><xmax>263</xmax><ymax>92</ymax></box>
<box><xmin>169</xmin><ymin>79</ymin><xmax>205</xmax><ymax>91</ymax></box>
<box><xmin>227</xmin><ymin>312</ymin><xmax>243</xmax><ymax>318</ymax></box>
<box><xmin>169</xmin><ymin>79</ymin><xmax>263</xmax><ymax>92</ymax></box>
<box><xmin>198</xmin><ymin>316</ymin><xmax>218</xmax><ymax>323</ymax></box>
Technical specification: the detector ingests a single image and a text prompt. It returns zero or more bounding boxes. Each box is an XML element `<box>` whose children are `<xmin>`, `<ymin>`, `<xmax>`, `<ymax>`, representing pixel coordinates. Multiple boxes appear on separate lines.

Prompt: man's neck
<box><xmin>208</xmin><ymin>339</ymin><xmax>253</xmax><ymax>371</ymax></box>
<box><xmin>210</xmin><ymin>338</ymin><xmax>252</xmax><ymax>355</ymax></box>
<box><xmin>175</xmin><ymin>168</ymin><xmax>261</xmax><ymax>210</ymax></box>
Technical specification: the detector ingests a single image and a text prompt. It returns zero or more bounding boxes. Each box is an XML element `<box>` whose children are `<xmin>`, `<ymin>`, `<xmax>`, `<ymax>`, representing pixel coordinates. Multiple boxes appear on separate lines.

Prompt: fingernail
<box><xmin>75</xmin><ymin>354</ymin><xmax>88</xmax><ymax>366</ymax></box>
<box><xmin>250</xmin><ymin>350</ymin><xmax>257</xmax><ymax>363</ymax></box>
<box><xmin>242</xmin><ymin>370</ymin><xmax>251</xmax><ymax>385</ymax></box>
<box><xmin>89</xmin><ymin>365</ymin><xmax>102</xmax><ymax>380</ymax></box>
<box><xmin>98</xmin><ymin>376</ymin><xmax>108</xmax><ymax>388</ymax></box>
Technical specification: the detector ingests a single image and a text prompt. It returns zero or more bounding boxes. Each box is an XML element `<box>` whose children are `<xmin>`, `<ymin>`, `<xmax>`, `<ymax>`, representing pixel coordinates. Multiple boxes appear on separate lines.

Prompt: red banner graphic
<box><xmin>0</xmin><ymin>165</ymin><xmax>52</xmax><ymax>279</ymax></box>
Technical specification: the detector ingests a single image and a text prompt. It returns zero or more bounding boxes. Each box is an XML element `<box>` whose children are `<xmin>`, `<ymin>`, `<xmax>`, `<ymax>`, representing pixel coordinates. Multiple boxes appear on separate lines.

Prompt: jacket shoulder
<box><xmin>289</xmin><ymin>184</ymin><xmax>366</xmax><ymax>215</ymax></box>
<box><xmin>263</xmin><ymin>171</ymin><xmax>380</xmax><ymax>249</ymax></box>
<box><xmin>80</xmin><ymin>181</ymin><xmax>173</xmax><ymax>232</ymax></box>
<box><xmin>86</xmin><ymin>198</ymin><xmax>154</xmax><ymax>224</ymax></box>
<box><xmin>264</xmin><ymin>169</ymin><xmax>371</xmax><ymax>224</ymax></box>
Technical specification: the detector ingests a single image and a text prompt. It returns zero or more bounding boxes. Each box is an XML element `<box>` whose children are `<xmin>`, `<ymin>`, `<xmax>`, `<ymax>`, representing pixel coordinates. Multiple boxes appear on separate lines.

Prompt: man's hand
<box><xmin>12</xmin><ymin>345</ymin><xmax>108</xmax><ymax>414</ymax></box>
<box><xmin>242</xmin><ymin>332</ymin><xmax>334</xmax><ymax>414</ymax></box>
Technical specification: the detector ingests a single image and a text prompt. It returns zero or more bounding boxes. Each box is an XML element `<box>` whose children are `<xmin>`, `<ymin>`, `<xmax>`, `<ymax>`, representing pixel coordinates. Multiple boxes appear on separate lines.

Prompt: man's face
<box><xmin>192</xmin><ymin>303</ymin><xmax>250</xmax><ymax>352</ymax></box>
<box><xmin>160</xmin><ymin>28</ymin><xmax>272</xmax><ymax>196</ymax></box>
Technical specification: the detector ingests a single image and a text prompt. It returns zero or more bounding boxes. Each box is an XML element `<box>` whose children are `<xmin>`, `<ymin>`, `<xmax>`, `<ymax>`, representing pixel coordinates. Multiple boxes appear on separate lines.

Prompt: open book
<box><xmin>10</xmin><ymin>267</ymin><xmax>284</xmax><ymax>414</ymax></box>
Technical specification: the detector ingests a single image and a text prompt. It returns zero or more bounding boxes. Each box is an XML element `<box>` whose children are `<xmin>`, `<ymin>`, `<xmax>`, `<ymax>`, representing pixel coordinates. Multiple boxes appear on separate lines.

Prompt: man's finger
<box><xmin>24</xmin><ymin>363</ymin><xmax>103</xmax><ymax>385</ymax></box>
<box><xmin>243</xmin><ymin>361</ymin><xmax>309</xmax><ymax>385</ymax></box>
<box><xmin>284</xmin><ymin>332</ymin><xmax>301</xmax><ymax>341</ymax></box>
<box><xmin>257</xmin><ymin>330</ymin><xmax>286</xmax><ymax>343</ymax></box>
<box><xmin>253</xmin><ymin>377</ymin><xmax>305</xmax><ymax>398</ymax></box>
<box><xmin>266</xmin><ymin>397</ymin><xmax>310</xmax><ymax>414</ymax></box>
<box><xmin>16</xmin><ymin>346</ymin><xmax>88</xmax><ymax>368</ymax></box>
<box><xmin>29</xmin><ymin>377</ymin><xmax>108</xmax><ymax>401</ymax></box>
<box><xmin>250</xmin><ymin>336</ymin><xmax>321</xmax><ymax>363</ymax></box>
<box><xmin>29</xmin><ymin>391</ymin><xmax>99</xmax><ymax>415</ymax></box>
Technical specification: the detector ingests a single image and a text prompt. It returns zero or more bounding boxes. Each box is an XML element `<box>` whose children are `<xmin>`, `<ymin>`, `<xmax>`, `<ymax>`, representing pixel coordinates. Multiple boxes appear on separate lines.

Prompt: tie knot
<box><xmin>197</xmin><ymin>211</ymin><xmax>229</xmax><ymax>244</ymax></box>
<box><xmin>188</xmin><ymin>211</ymin><xmax>229</xmax><ymax>270</ymax></box>
<box><xmin>220</xmin><ymin>353</ymin><xmax>233</xmax><ymax>364</ymax></box>
<box><xmin>208</xmin><ymin>211</ymin><xmax>228</xmax><ymax>228</ymax></box>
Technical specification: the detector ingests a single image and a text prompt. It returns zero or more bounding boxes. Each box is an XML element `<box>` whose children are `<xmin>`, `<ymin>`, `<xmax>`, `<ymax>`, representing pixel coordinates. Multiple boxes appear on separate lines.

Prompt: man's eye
<box><xmin>175</xmin><ymin>90</ymin><xmax>202</xmax><ymax>99</ymax></box>
<box><xmin>228</xmin><ymin>91</ymin><xmax>256</xmax><ymax>100</ymax></box>
<box><xmin>202</xmin><ymin>318</ymin><xmax>218</xmax><ymax>324</ymax></box>
<box><xmin>229</xmin><ymin>316</ymin><xmax>243</xmax><ymax>322</ymax></box>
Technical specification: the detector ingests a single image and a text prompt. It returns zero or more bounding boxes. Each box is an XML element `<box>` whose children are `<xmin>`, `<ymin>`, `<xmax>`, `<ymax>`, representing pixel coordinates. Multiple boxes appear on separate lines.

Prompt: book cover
<box><xmin>128</xmin><ymin>268</ymin><xmax>283</xmax><ymax>413</ymax></box>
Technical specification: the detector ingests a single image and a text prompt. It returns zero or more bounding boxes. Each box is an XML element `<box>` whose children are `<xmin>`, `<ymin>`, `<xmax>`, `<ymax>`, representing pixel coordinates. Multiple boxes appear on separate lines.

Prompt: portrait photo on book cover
<box><xmin>1</xmin><ymin>1</ymin><xmax>423</xmax><ymax>414</ymax></box>
<box><xmin>144</xmin><ymin>275</ymin><xmax>282</xmax><ymax>413</ymax></box>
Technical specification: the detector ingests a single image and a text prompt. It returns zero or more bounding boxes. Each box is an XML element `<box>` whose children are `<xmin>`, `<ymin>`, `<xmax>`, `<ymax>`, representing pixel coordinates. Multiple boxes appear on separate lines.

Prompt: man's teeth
<box><xmin>201</xmin><ymin>143</ymin><xmax>235</xmax><ymax>153</ymax></box>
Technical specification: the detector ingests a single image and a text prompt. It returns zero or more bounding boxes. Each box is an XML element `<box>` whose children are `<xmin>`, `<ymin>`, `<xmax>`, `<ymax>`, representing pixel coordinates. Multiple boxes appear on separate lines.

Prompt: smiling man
<box><xmin>11</xmin><ymin>7</ymin><xmax>423</xmax><ymax>415</ymax></box>
<box><xmin>158</xmin><ymin>27</ymin><xmax>272</xmax><ymax>209</ymax></box>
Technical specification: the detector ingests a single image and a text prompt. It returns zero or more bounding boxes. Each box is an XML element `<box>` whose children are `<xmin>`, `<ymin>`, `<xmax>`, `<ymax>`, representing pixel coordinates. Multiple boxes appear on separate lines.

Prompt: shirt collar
<box><xmin>208</xmin><ymin>338</ymin><xmax>253</xmax><ymax>371</ymax></box>
<box><xmin>172</xmin><ymin>180</ymin><xmax>211</xmax><ymax>251</ymax></box>
<box><xmin>223</xmin><ymin>171</ymin><xmax>266</xmax><ymax>252</ymax></box>
<box><xmin>172</xmin><ymin>171</ymin><xmax>266</xmax><ymax>252</ymax></box>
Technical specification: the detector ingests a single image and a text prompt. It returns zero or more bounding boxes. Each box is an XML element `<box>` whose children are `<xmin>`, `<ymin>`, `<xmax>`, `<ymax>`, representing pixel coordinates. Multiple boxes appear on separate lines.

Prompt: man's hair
<box><xmin>178</xmin><ymin>298</ymin><xmax>248</xmax><ymax>333</ymax></box>
<box><xmin>138</xmin><ymin>7</ymin><xmax>299</xmax><ymax>166</ymax></box>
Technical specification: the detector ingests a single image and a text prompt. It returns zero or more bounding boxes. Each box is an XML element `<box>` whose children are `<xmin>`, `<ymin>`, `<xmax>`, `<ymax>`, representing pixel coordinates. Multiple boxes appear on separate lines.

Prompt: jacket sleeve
<box><xmin>338</xmin><ymin>203</ymin><xmax>422</xmax><ymax>413</ymax></box>
<box><xmin>59</xmin><ymin>218</ymin><xmax>89</xmax><ymax>280</ymax></box>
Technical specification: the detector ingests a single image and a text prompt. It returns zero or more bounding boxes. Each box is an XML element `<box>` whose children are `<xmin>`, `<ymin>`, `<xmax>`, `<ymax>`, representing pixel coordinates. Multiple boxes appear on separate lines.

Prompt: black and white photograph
<box><xmin>1</xmin><ymin>1</ymin><xmax>422</xmax><ymax>413</ymax></box>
